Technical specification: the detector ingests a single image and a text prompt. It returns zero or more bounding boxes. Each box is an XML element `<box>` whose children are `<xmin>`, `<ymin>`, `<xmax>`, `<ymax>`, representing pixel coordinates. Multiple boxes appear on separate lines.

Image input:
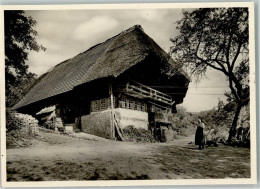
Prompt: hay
<box><xmin>81</xmin><ymin>111</ymin><xmax>112</xmax><ymax>139</ymax></box>
<box><xmin>122</xmin><ymin>125</ymin><xmax>155</xmax><ymax>143</ymax></box>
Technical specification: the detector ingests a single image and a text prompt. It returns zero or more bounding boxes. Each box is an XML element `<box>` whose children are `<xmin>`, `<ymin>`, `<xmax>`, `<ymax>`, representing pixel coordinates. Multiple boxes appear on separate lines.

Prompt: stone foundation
<box><xmin>115</xmin><ymin>108</ymin><xmax>148</xmax><ymax>130</ymax></box>
<box><xmin>81</xmin><ymin>108</ymin><xmax>149</xmax><ymax>139</ymax></box>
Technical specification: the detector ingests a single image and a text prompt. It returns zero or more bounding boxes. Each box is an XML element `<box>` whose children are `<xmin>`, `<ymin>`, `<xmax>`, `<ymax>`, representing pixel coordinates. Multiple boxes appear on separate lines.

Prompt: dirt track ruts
<box><xmin>6</xmin><ymin>132</ymin><xmax>250</xmax><ymax>181</ymax></box>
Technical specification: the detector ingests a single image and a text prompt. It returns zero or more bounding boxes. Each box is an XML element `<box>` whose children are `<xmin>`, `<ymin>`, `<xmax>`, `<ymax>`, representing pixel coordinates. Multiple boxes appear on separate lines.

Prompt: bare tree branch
<box><xmin>195</xmin><ymin>35</ymin><xmax>227</xmax><ymax>74</ymax></box>
<box><xmin>231</xmin><ymin>41</ymin><xmax>243</xmax><ymax>70</ymax></box>
<box><xmin>196</xmin><ymin>55</ymin><xmax>225</xmax><ymax>73</ymax></box>
<box><xmin>225</xmin><ymin>31</ymin><xmax>233</xmax><ymax>70</ymax></box>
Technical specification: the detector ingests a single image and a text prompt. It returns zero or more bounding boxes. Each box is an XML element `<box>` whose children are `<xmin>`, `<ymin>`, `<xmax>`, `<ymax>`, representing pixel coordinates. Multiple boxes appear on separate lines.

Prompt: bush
<box><xmin>161</xmin><ymin>127</ymin><xmax>178</xmax><ymax>142</ymax></box>
<box><xmin>179</xmin><ymin>127</ymin><xmax>196</xmax><ymax>137</ymax></box>
<box><xmin>6</xmin><ymin>109</ymin><xmax>21</xmax><ymax>132</ymax></box>
<box><xmin>6</xmin><ymin>110</ymin><xmax>40</xmax><ymax>148</ymax></box>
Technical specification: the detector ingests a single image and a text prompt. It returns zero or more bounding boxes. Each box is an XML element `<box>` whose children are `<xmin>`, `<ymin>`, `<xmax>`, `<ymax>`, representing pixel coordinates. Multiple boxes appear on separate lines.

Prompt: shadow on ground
<box><xmin>6</xmin><ymin>132</ymin><xmax>250</xmax><ymax>181</ymax></box>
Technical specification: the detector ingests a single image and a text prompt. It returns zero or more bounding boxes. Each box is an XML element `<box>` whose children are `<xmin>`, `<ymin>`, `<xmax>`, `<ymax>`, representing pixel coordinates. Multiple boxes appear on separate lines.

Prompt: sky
<box><xmin>24</xmin><ymin>9</ymin><xmax>230</xmax><ymax>112</ymax></box>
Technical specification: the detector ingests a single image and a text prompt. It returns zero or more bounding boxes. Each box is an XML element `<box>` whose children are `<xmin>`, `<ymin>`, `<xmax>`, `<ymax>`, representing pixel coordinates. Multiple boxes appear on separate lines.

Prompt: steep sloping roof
<box><xmin>13</xmin><ymin>25</ymin><xmax>189</xmax><ymax>110</ymax></box>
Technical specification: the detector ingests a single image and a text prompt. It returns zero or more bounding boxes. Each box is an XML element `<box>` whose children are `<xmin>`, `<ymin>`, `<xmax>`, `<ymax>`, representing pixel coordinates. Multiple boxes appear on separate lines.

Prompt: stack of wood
<box><xmin>13</xmin><ymin>113</ymin><xmax>39</xmax><ymax>135</ymax></box>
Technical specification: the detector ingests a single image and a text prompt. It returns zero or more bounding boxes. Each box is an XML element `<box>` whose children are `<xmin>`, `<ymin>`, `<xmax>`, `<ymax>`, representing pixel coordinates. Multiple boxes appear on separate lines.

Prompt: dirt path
<box><xmin>169</xmin><ymin>135</ymin><xmax>194</xmax><ymax>146</ymax></box>
<box><xmin>6</xmin><ymin>132</ymin><xmax>250</xmax><ymax>181</ymax></box>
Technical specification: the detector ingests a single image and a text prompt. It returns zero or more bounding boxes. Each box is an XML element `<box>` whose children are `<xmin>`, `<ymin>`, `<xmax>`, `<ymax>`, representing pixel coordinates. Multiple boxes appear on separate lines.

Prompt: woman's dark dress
<box><xmin>195</xmin><ymin>126</ymin><xmax>205</xmax><ymax>145</ymax></box>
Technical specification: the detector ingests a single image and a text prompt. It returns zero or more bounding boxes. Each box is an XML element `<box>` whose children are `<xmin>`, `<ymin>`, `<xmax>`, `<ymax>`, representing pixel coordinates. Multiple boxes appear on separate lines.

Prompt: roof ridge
<box><xmin>76</xmin><ymin>25</ymin><xmax>144</xmax><ymax>86</ymax></box>
<box><xmin>120</xmin><ymin>25</ymin><xmax>143</xmax><ymax>34</ymax></box>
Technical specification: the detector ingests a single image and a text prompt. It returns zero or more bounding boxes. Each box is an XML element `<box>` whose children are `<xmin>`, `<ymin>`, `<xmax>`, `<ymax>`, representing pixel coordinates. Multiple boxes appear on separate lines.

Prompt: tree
<box><xmin>5</xmin><ymin>10</ymin><xmax>45</xmax><ymax>107</ymax></box>
<box><xmin>170</xmin><ymin>8</ymin><xmax>249</xmax><ymax>143</ymax></box>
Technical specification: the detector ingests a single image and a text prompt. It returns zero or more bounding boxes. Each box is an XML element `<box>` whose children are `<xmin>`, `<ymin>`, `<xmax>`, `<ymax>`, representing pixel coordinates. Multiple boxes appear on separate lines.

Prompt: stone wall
<box><xmin>115</xmin><ymin>108</ymin><xmax>148</xmax><ymax>130</ymax></box>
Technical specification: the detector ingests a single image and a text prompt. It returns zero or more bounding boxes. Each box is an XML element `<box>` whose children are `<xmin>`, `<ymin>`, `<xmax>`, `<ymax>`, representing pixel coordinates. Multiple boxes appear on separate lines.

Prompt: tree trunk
<box><xmin>227</xmin><ymin>103</ymin><xmax>242</xmax><ymax>144</ymax></box>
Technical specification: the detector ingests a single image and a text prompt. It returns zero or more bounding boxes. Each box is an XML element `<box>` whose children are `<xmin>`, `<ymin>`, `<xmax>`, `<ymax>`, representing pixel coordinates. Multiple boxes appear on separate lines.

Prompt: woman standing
<box><xmin>195</xmin><ymin>118</ymin><xmax>205</xmax><ymax>150</ymax></box>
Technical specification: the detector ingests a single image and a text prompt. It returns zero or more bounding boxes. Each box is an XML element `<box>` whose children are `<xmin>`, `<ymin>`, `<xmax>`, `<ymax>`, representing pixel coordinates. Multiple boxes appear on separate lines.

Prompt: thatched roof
<box><xmin>36</xmin><ymin>106</ymin><xmax>55</xmax><ymax>115</ymax></box>
<box><xmin>13</xmin><ymin>25</ymin><xmax>189</xmax><ymax>110</ymax></box>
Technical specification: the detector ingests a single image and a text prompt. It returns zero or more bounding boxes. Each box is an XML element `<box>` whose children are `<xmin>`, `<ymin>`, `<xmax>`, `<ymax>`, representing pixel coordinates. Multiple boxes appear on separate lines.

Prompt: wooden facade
<box><xmin>13</xmin><ymin>25</ymin><xmax>190</xmax><ymax>141</ymax></box>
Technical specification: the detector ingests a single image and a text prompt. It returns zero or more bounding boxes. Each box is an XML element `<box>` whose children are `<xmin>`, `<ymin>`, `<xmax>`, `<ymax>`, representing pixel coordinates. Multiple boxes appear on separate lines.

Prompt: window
<box><xmin>91</xmin><ymin>97</ymin><xmax>115</xmax><ymax>112</ymax></box>
<box><xmin>151</xmin><ymin>105</ymin><xmax>155</xmax><ymax>112</ymax></box>
<box><xmin>129</xmin><ymin>99</ymin><xmax>134</xmax><ymax>109</ymax></box>
<box><xmin>119</xmin><ymin>97</ymin><xmax>146</xmax><ymax>112</ymax></box>
<box><xmin>135</xmin><ymin>101</ymin><xmax>141</xmax><ymax>111</ymax></box>
<box><xmin>93</xmin><ymin>100</ymin><xmax>99</xmax><ymax>112</ymax></box>
<box><xmin>101</xmin><ymin>99</ymin><xmax>106</xmax><ymax>110</ymax></box>
<box><xmin>134</xmin><ymin>101</ymin><xmax>139</xmax><ymax>110</ymax></box>
<box><xmin>121</xmin><ymin>98</ymin><xmax>127</xmax><ymax>108</ymax></box>
<box><xmin>108</xmin><ymin>97</ymin><xmax>115</xmax><ymax>108</ymax></box>
<box><xmin>141</xmin><ymin>103</ymin><xmax>146</xmax><ymax>112</ymax></box>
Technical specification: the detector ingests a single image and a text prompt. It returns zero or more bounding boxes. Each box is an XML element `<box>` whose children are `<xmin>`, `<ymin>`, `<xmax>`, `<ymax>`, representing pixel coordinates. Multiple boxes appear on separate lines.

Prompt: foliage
<box><xmin>6</xmin><ymin>109</ymin><xmax>29</xmax><ymax>148</ymax></box>
<box><xmin>174</xmin><ymin>100</ymin><xmax>249</xmax><ymax>145</ymax></box>
<box><xmin>5</xmin><ymin>10</ymin><xmax>45</xmax><ymax>107</ymax></box>
<box><xmin>6</xmin><ymin>73</ymin><xmax>37</xmax><ymax>107</ymax></box>
<box><xmin>171</xmin><ymin>106</ymin><xmax>198</xmax><ymax>137</ymax></box>
<box><xmin>6</xmin><ymin>109</ymin><xmax>21</xmax><ymax>132</ymax></box>
<box><xmin>6</xmin><ymin>110</ymin><xmax>40</xmax><ymax>148</ymax></box>
<box><xmin>198</xmin><ymin>99</ymin><xmax>250</xmax><ymax>146</ymax></box>
<box><xmin>170</xmin><ymin>8</ymin><xmax>249</xmax><ymax>142</ymax></box>
<box><xmin>198</xmin><ymin>99</ymin><xmax>234</xmax><ymax>129</ymax></box>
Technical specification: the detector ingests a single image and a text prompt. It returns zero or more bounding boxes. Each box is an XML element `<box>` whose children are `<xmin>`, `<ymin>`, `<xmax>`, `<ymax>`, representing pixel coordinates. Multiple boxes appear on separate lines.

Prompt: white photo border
<box><xmin>0</xmin><ymin>2</ymin><xmax>257</xmax><ymax>187</ymax></box>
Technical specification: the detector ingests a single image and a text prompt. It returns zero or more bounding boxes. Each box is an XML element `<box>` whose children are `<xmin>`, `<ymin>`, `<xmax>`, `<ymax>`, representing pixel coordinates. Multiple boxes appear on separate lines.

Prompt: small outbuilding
<box><xmin>13</xmin><ymin>25</ymin><xmax>190</xmax><ymax>140</ymax></box>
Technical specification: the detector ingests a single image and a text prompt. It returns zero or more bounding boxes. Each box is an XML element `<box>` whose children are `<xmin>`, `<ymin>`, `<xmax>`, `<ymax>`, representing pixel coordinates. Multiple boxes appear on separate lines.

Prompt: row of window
<box><xmin>91</xmin><ymin>97</ymin><xmax>115</xmax><ymax>112</ymax></box>
<box><xmin>119</xmin><ymin>98</ymin><xmax>147</xmax><ymax>112</ymax></box>
<box><xmin>90</xmin><ymin>98</ymin><xmax>170</xmax><ymax>113</ymax></box>
<box><xmin>91</xmin><ymin>97</ymin><xmax>147</xmax><ymax>112</ymax></box>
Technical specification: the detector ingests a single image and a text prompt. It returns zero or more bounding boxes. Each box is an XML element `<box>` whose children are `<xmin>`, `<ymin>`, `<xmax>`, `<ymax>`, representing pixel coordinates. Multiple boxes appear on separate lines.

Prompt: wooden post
<box><xmin>109</xmin><ymin>82</ymin><xmax>115</xmax><ymax>139</ymax></box>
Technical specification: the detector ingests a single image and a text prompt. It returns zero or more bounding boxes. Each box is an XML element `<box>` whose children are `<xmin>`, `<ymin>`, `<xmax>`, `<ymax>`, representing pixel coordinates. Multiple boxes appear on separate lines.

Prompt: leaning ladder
<box><xmin>113</xmin><ymin>113</ymin><xmax>124</xmax><ymax>141</ymax></box>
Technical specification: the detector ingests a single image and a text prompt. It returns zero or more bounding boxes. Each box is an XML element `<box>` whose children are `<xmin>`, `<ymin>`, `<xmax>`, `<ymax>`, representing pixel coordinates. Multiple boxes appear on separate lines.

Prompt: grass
<box><xmin>154</xmin><ymin>144</ymin><xmax>250</xmax><ymax>178</ymax></box>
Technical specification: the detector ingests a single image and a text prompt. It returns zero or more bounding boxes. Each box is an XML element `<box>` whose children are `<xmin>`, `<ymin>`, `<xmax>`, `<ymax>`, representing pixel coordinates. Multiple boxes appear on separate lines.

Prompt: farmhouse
<box><xmin>13</xmin><ymin>25</ymin><xmax>190</xmax><ymax>140</ymax></box>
